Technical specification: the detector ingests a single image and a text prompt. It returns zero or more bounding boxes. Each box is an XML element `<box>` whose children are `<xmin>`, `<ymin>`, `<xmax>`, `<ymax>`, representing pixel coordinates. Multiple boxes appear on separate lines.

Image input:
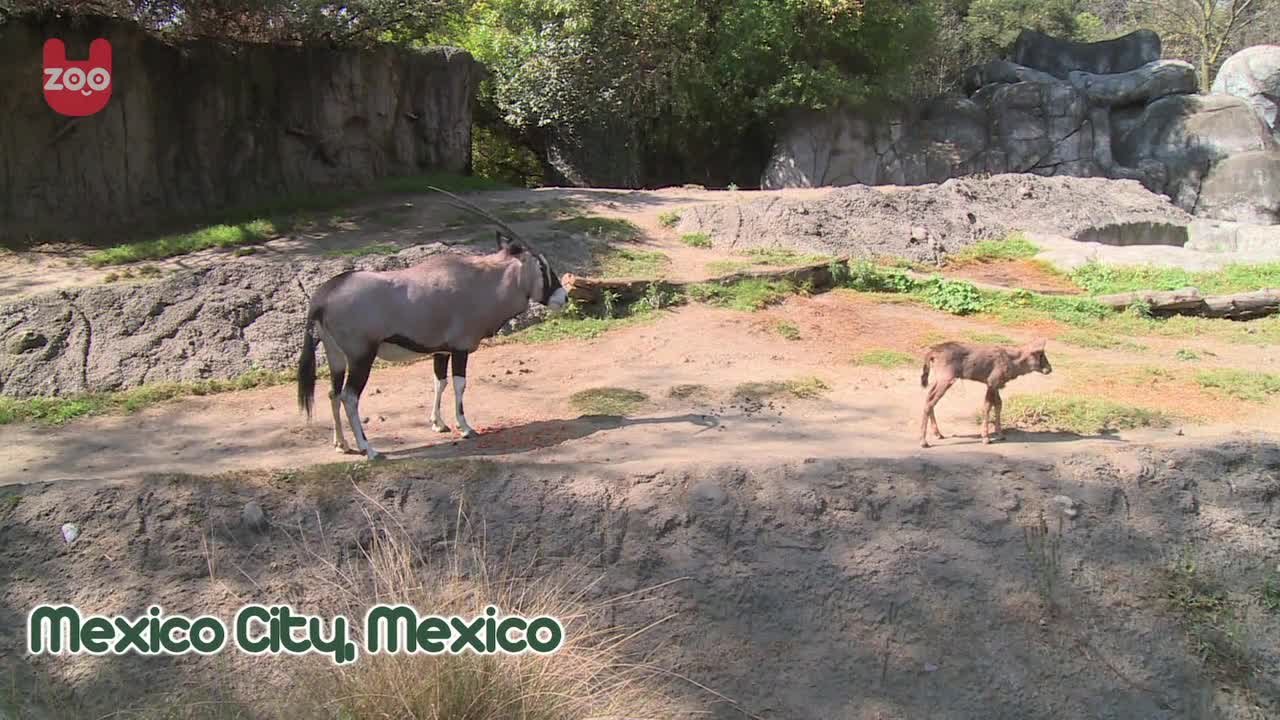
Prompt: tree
<box><xmin>1134</xmin><ymin>0</ymin><xmax>1270</xmax><ymax>90</ymax></box>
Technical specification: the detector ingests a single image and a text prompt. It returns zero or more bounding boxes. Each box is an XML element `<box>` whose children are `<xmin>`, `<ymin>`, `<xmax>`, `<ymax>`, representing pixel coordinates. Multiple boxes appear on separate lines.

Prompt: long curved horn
<box><xmin>427</xmin><ymin>186</ymin><xmax>531</xmax><ymax>249</ymax></box>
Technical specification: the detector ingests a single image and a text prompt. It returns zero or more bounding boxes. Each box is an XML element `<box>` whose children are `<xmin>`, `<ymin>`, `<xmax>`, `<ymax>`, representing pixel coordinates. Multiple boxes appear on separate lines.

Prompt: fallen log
<box><xmin>1094</xmin><ymin>286</ymin><xmax>1280</xmax><ymax>320</ymax></box>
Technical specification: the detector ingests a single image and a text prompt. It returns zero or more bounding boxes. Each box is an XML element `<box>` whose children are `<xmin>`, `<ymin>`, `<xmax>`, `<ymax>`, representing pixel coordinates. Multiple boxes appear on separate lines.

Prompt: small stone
<box><xmin>60</xmin><ymin>523</ymin><xmax>80</xmax><ymax>544</ymax></box>
<box><xmin>1179</xmin><ymin>493</ymin><xmax>1200</xmax><ymax>514</ymax></box>
<box><xmin>924</xmin><ymin>663</ymin><xmax>940</xmax><ymax>673</ymax></box>
<box><xmin>1050</xmin><ymin>495</ymin><xmax>1078</xmax><ymax>518</ymax></box>
<box><xmin>241</xmin><ymin>502</ymin><xmax>268</xmax><ymax>532</ymax></box>
<box><xmin>910</xmin><ymin>226</ymin><xmax>930</xmax><ymax>242</ymax></box>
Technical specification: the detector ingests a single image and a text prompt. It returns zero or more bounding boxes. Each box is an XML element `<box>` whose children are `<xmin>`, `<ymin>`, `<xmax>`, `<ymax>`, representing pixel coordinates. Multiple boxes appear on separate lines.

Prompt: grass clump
<box><xmin>569</xmin><ymin>387</ymin><xmax>649</xmax><ymax>415</ymax></box>
<box><xmin>87</xmin><ymin>219</ymin><xmax>279</xmax><ymax>266</ymax></box>
<box><xmin>1161</xmin><ymin>549</ymin><xmax>1255</xmax><ymax>681</ymax></box>
<box><xmin>590</xmin><ymin>246</ymin><xmax>670</xmax><ymax>279</ymax></box>
<box><xmin>1175</xmin><ymin>348</ymin><xmax>1202</xmax><ymax>361</ymax></box>
<box><xmin>325</xmin><ymin>242</ymin><xmax>398</xmax><ymax>258</ymax></box>
<box><xmin>296</xmin><ymin>520</ymin><xmax>681</xmax><ymax>720</ymax></box>
<box><xmin>852</xmin><ymin>349</ymin><xmax>917</xmax><ymax>368</ymax></box>
<box><xmin>680</xmin><ymin>232</ymin><xmax>711</xmax><ymax>248</ymax></box>
<box><xmin>687</xmin><ymin>278</ymin><xmax>798</xmax><ymax>311</ymax></box>
<box><xmin>1069</xmin><ymin>260</ymin><xmax>1280</xmax><ymax>296</ymax></box>
<box><xmin>776</xmin><ymin>321</ymin><xmax>802</xmax><ymax>341</ymax></box>
<box><xmin>557</xmin><ymin>216</ymin><xmax>642</xmax><ymax>242</ymax></box>
<box><xmin>1000</xmin><ymin>394</ymin><xmax>1171</xmax><ymax>435</ymax></box>
<box><xmin>0</xmin><ymin>368</ymin><xmax>298</xmax><ymax>426</ymax></box>
<box><xmin>707</xmin><ymin>248</ymin><xmax>829</xmax><ymax>276</ymax></box>
<box><xmin>734</xmin><ymin>376</ymin><xmax>829</xmax><ymax>400</ymax></box>
<box><xmin>658</xmin><ymin>210</ymin><xmax>682</xmax><ymax>228</ymax></box>
<box><xmin>1194</xmin><ymin>369</ymin><xmax>1280</xmax><ymax>402</ymax></box>
<box><xmin>948</xmin><ymin>233</ymin><xmax>1040</xmax><ymax>265</ymax></box>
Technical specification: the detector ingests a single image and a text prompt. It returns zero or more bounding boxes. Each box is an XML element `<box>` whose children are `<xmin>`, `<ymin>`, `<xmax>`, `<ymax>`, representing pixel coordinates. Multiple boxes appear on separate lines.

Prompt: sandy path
<box><xmin>5</xmin><ymin>294</ymin><xmax>1278</xmax><ymax>487</ymax></box>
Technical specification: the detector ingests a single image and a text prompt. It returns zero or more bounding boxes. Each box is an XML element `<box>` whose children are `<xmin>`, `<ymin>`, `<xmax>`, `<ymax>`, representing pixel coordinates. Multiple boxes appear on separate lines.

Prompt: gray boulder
<box><xmin>1067</xmin><ymin>60</ymin><xmax>1198</xmax><ymax>106</ymax></box>
<box><xmin>1196</xmin><ymin>150</ymin><xmax>1280</xmax><ymax>225</ymax></box>
<box><xmin>1115</xmin><ymin>94</ymin><xmax>1278</xmax><ymax>216</ymax></box>
<box><xmin>1012</xmin><ymin>29</ymin><xmax>1161</xmax><ymax>79</ymax></box>
<box><xmin>1211</xmin><ymin>45</ymin><xmax>1280</xmax><ymax>139</ymax></box>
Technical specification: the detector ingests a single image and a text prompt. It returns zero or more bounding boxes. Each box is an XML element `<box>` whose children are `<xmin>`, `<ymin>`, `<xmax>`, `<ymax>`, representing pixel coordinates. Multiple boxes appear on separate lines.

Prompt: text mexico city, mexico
<box><xmin>27</xmin><ymin>604</ymin><xmax>565</xmax><ymax>665</ymax></box>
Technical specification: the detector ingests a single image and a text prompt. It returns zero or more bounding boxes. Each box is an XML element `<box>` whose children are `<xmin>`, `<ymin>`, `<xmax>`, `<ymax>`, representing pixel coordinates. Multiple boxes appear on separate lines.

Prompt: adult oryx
<box><xmin>296</xmin><ymin>187</ymin><xmax>569</xmax><ymax>460</ymax></box>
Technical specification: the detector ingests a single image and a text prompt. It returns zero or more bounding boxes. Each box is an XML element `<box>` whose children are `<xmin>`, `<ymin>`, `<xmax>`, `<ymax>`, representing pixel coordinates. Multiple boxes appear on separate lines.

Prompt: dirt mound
<box><xmin>3</xmin><ymin>441</ymin><xmax>1278</xmax><ymax>718</ymax></box>
<box><xmin>680</xmin><ymin>174</ymin><xmax>1192</xmax><ymax>262</ymax></box>
<box><xmin>0</xmin><ymin>244</ymin><xmax>543</xmax><ymax>398</ymax></box>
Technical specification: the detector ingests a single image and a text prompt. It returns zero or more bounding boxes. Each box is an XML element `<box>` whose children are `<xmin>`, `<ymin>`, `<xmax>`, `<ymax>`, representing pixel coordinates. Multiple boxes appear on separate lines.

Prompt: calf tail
<box><xmin>297</xmin><ymin>307</ymin><xmax>321</xmax><ymax>419</ymax></box>
<box><xmin>920</xmin><ymin>354</ymin><xmax>932</xmax><ymax>388</ymax></box>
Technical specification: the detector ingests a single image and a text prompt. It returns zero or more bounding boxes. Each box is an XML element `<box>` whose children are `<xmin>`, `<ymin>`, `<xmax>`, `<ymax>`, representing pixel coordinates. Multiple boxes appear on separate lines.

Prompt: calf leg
<box><xmin>980</xmin><ymin>386</ymin><xmax>998</xmax><ymax>444</ymax></box>
<box><xmin>991</xmin><ymin>389</ymin><xmax>1004</xmax><ymax>440</ymax></box>
<box><xmin>340</xmin><ymin>349</ymin><xmax>382</xmax><ymax>460</ymax></box>
<box><xmin>928</xmin><ymin>408</ymin><xmax>945</xmax><ymax>440</ymax></box>
<box><xmin>920</xmin><ymin>378</ymin><xmax>955</xmax><ymax>448</ymax></box>
<box><xmin>321</xmin><ymin>336</ymin><xmax>353</xmax><ymax>454</ymax></box>
<box><xmin>429</xmin><ymin>354</ymin><xmax>450</xmax><ymax>433</ymax></box>
<box><xmin>451</xmin><ymin>351</ymin><xmax>476</xmax><ymax>438</ymax></box>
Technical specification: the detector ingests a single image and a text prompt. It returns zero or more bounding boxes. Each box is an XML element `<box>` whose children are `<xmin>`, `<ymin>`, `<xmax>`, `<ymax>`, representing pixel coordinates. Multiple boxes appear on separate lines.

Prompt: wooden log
<box><xmin>1094</xmin><ymin>286</ymin><xmax>1280</xmax><ymax>320</ymax></box>
<box><xmin>1092</xmin><ymin>287</ymin><xmax>1204</xmax><ymax>312</ymax></box>
<box><xmin>1201</xmin><ymin>289</ymin><xmax>1280</xmax><ymax>320</ymax></box>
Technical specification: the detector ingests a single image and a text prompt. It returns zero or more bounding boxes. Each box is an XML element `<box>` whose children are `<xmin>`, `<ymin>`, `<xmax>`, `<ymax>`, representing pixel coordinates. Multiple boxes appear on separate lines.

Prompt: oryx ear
<box><xmin>497</xmin><ymin>232</ymin><xmax>524</xmax><ymax>255</ymax></box>
<box><xmin>1028</xmin><ymin>337</ymin><xmax>1047</xmax><ymax>351</ymax></box>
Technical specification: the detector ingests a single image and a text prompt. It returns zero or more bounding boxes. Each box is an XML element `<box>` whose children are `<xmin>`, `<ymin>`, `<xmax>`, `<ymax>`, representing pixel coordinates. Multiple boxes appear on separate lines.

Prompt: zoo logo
<box><xmin>42</xmin><ymin>38</ymin><xmax>113</xmax><ymax>117</ymax></box>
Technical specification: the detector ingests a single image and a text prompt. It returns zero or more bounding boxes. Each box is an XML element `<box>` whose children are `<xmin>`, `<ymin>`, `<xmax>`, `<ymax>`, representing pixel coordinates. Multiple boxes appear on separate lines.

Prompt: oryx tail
<box><xmin>297</xmin><ymin>307</ymin><xmax>321</xmax><ymax>419</ymax></box>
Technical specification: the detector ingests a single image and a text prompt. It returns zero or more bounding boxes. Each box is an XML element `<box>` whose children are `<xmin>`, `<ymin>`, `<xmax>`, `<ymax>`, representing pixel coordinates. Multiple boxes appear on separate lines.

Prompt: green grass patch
<box><xmin>1259</xmin><ymin>573</ymin><xmax>1280</xmax><ymax>613</ymax></box>
<box><xmin>966</xmin><ymin>331</ymin><xmax>1017</xmax><ymax>345</ymax></box>
<box><xmin>324</xmin><ymin>243</ymin><xmax>399</xmax><ymax>258</ymax></box>
<box><xmin>569</xmin><ymin>387</ymin><xmax>649</xmax><ymax>416</ymax></box>
<box><xmin>948</xmin><ymin>233</ymin><xmax>1040</xmax><ymax>265</ymax></box>
<box><xmin>498</xmin><ymin>312</ymin><xmax>659</xmax><ymax>344</ymax></box>
<box><xmin>680</xmin><ymin>233</ymin><xmax>711</xmax><ymax>248</ymax></box>
<box><xmin>658</xmin><ymin>210</ymin><xmax>682</xmax><ymax>228</ymax></box>
<box><xmin>557</xmin><ymin>216</ymin><xmax>643</xmax><ymax>242</ymax></box>
<box><xmin>1175</xmin><ymin>348</ymin><xmax>1202</xmax><ymax>361</ymax></box>
<box><xmin>589</xmin><ymin>246</ymin><xmax>670</xmax><ymax>280</ymax></box>
<box><xmin>705</xmin><ymin>260</ymin><xmax>752</xmax><ymax>275</ymax></box>
<box><xmin>668</xmin><ymin>383</ymin><xmax>712</xmax><ymax>400</ymax></box>
<box><xmin>0</xmin><ymin>368</ymin><xmax>299</xmax><ymax>426</ymax></box>
<box><xmin>1057</xmin><ymin>329</ymin><xmax>1147</xmax><ymax>351</ymax></box>
<box><xmin>734</xmin><ymin>376</ymin><xmax>829</xmax><ymax>401</ymax></box>
<box><xmin>775</xmin><ymin>321</ymin><xmax>802</xmax><ymax>341</ymax></box>
<box><xmin>0</xmin><ymin>494</ymin><xmax>19</xmax><ymax>515</ymax></box>
<box><xmin>1194</xmin><ymin>369</ymin><xmax>1280</xmax><ymax>402</ymax></box>
<box><xmin>707</xmin><ymin>248</ymin><xmax>829</xmax><ymax>276</ymax></box>
<box><xmin>852</xmin><ymin>349</ymin><xmax>917</xmax><ymax>369</ymax></box>
<box><xmin>1000</xmin><ymin>394</ymin><xmax>1172</xmax><ymax>435</ymax></box>
<box><xmin>87</xmin><ymin>219</ymin><xmax>279</xmax><ymax>266</ymax></box>
<box><xmin>1070</xmin><ymin>260</ymin><xmax>1280</xmax><ymax>296</ymax></box>
<box><xmin>686</xmin><ymin>278</ymin><xmax>799</xmax><ymax>311</ymax></box>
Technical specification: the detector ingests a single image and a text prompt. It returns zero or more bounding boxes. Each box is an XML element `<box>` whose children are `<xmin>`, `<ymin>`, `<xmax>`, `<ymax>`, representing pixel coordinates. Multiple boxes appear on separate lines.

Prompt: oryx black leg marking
<box><xmin>340</xmin><ymin>348</ymin><xmax>380</xmax><ymax>459</ymax></box>
<box><xmin>429</xmin><ymin>353</ymin><xmax>450</xmax><ymax>432</ymax></box>
<box><xmin>450</xmin><ymin>351</ymin><xmax>475</xmax><ymax>437</ymax></box>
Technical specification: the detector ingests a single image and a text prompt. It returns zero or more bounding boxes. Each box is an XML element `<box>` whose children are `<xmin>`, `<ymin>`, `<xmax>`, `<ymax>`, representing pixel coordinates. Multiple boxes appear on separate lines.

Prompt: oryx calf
<box><xmin>918</xmin><ymin>339</ymin><xmax>1052</xmax><ymax>448</ymax></box>
<box><xmin>296</xmin><ymin>188</ymin><xmax>568</xmax><ymax>460</ymax></box>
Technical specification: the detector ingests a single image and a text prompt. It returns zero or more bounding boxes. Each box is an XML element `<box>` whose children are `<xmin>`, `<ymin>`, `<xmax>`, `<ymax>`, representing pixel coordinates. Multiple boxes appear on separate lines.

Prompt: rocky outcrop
<box><xmin>0</xmin><ymin>15</ymin><xmax>478</xmax><ymax>241</ymax></box>
<box><xmin>1212</xmin><ymin>45</ymin><xmax>1280</xmax><ymax>140</ymax></box>
<box><xmin>764</xmin><ymin>32</ymin><xmax>1280</xmax><ymax>226</ymax></box>
<box><xmin>1011</xmin><ymin>28</ymin><xmax>1161</xmax><ymax>78</ymax></box>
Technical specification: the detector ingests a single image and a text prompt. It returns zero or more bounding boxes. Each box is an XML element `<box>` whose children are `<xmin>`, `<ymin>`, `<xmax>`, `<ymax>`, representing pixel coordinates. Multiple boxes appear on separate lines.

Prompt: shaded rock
<box><xmin>1197</xmin><ymin>150</ymin><xmax>1280</xmax><ymax>225</ymax></box>
<box><xmin>1050</xmin><ymin>495</ymin><xmax>1079</xmax><ymax>518</ymax></box>
<box><xmin>1212</xmin><ymin>45</ymin><xmax>1280</xmax><ymax>139</ymax></box>
<box><xmin>963</xmin><ymin>60</ymin><xmax>1060</xmax><ymax>93</ymax></box>
<box><xmin>1012</xmin><ymin>29</ymin><xmax>1161</xmax><ymax>79</ymax></box>
<box><xmin>1067</xmin><ymin>60</ymin><xmax>1198</xmax><ymax>106</ymax></box>
<box><xmin>1115</xmin><ymin>94</ymin><xmax>1279</xmax><ymax>217</ymax></box>
<box><xmin>6</xmin><ymin>330</ymin><xmax>46</xmax><ymax>355</ymax></box>
<box><xmin>241</xmin><ymin>502</ymin><xmax>268</xmax><ymax>532</ymax></box>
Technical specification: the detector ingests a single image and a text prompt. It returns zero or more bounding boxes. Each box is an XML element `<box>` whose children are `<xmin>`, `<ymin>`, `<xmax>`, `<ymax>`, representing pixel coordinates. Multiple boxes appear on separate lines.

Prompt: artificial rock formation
<box><xmin>0</xmin><ymin>14</ymin><xmax>478</xmax><ymax>240</ymax></box>
<box><xmin>764</xmin><ymin>30</ymin><xmax>1280</xmax><ymax>225</ymax></box>
<box><xmin>1212</xmin><ymin>45</ymin><xmax>1280</xmax><ymax>140</ymax></box>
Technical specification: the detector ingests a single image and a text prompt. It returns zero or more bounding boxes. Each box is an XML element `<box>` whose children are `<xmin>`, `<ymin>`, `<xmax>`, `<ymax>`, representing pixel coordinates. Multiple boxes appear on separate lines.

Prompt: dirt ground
<box><xmin>3</xmin><ymin>178</ymin><xmax>1280</xmax><ymax>719</ymax></box>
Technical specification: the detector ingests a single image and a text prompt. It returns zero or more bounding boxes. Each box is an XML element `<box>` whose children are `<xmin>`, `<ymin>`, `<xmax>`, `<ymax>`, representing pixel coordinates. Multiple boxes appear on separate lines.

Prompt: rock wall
<box><xmin>764</xmin><ymin>30</ymin><xmax>1280</xmax><ymax>226</ymax></box>
<box><xmin>0</xmin><ymin>15</ymin><xmax>478</xmax><ymax>240</ymax></box>
<box><xmin>1212</xmin><ymin>45</ymin><xmax>1280</xmax><ymax>141</ymax></box>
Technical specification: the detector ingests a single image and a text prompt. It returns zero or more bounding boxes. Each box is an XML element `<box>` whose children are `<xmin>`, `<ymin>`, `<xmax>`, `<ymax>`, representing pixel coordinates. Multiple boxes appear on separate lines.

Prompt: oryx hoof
<box><xmin>431</xmin><ymin>421</ymin><xmax>451</xmax><ymax>434</ymax></box>
<box><xmin>366</xmin><ymin>450</ymin><xmax>386</xmax><ymax>462</ymax></box>
<box><xmin>458</xmin><ymin>428</ymin><xmax>476</xmax><ymax>439</ymax></box>
<box><xmin>982</xmin><ymin>437</ymin><xmax>992</xmax><ymax>445</ymax></box>
<box><xmin>932</xmin><ymin>431</ymin><xmax>945</xmax><ymax>440</ymax></box>
<box><xmin>920</xmin><ymin>440</ymin><xmax>931</xmax><ymax>449</ymax></box>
